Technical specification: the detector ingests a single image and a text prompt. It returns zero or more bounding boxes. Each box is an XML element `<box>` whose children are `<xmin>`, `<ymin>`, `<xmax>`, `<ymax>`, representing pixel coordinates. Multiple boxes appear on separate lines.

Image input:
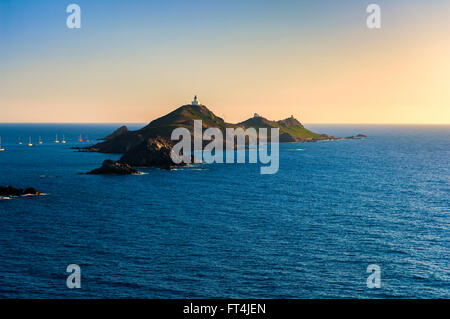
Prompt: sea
<box><xmin>0</xmin><ymin>124</ymin><xmax>448</xmax><ymax>298</ymax></box>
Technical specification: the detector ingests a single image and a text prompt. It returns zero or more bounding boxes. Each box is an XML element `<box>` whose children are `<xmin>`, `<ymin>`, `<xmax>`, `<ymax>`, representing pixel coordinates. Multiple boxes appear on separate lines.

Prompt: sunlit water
<box><xmin>0</xmin><ymin>124</ymin><xmax>449</xmax><ymax>298</ymax></box>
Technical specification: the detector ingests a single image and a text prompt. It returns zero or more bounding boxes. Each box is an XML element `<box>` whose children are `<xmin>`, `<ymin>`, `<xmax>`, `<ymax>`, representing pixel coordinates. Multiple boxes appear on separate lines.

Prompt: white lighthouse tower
<box><xmin>191</xmin><ymin>95</ymin><xmax>199</xmax><ymax>106</ymax></box>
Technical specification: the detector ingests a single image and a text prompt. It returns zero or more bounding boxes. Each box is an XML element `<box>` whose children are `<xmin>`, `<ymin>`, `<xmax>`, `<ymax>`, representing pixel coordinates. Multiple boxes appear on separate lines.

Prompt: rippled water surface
<box><xmin>0</xmin><ymin>124</ymin><xmax>448</xmax><ymax>298</ymax></box>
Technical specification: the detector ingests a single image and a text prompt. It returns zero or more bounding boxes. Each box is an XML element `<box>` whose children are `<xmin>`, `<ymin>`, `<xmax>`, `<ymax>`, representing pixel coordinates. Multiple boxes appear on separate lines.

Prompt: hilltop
<box><xmin>83</xmin><ymin>103</ymin><xmax>335</xmax><ymax>154</ymax></box>
<box><xmin>238</xmin><ymin>115</ymin><xmax>324</xmax><ymax>142</ymax></box>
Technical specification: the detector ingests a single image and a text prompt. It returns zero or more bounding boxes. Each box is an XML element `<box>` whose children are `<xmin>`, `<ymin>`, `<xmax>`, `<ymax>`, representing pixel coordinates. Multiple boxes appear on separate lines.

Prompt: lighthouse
<box><xmin>191</xmin><ymin>95</ymin><xmax>199</xmax><ymax>106</ymax></box>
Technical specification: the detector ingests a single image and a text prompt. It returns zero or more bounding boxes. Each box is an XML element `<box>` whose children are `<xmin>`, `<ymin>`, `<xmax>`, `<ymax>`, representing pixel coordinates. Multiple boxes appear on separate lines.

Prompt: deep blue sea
<box><xmin>0</xmin><ymin>124</ymin><xmax>448</xmax><ymax>298</ymax></box>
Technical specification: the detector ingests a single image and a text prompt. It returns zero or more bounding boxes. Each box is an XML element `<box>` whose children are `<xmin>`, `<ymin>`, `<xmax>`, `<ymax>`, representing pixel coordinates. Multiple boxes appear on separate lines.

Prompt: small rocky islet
<box><xmin>0</xmin><ymin>186</ymin><xmax>42</xmax><ymax>198</ymax></box>
<box><xmin>87</xmin><ymin>160</ymin><xmax>139</xmax><ymax>175</ymax></box>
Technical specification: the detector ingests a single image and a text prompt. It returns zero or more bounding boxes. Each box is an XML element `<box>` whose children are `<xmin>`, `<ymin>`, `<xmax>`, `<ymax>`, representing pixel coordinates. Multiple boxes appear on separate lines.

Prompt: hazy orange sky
<box><xmin>1</xmin><ymin>0</ymin><xmax>449</xmax><ymax>124</ymax></box>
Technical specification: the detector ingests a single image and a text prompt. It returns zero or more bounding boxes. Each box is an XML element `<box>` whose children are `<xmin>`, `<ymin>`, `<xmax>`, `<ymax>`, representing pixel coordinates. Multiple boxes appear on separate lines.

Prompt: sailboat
<box><xmin>78</xmin><ymin>134</ymin><xmax>83</xmax><ymax>142</ymax></box>
<box><xmin>28</xmin><ymin>137</ymin><xmax>33</xmax><ymax>147</ymax></box>
<box><xmin>61</xmin><ymin>135</ymin><xmax>66</xmax><ymax>144</ymax></box>
<box><xmin>0</xmin><ymin>137</ymin><xmax>5</xmax><ymax>151</ymax></box>
<box><xmin>38</xmin><ymin>136</ymin><xmax>43</xmax><ymax>144</ymax></box>
<box><xmin>54</xmin><ymin>134</ymin><xmax>60</xmax><ymax>143</ymax></box>
<box><xmin>18</xmin><ymin>137</ymin><xmax>22</xmax><ymax>145</ymax></box>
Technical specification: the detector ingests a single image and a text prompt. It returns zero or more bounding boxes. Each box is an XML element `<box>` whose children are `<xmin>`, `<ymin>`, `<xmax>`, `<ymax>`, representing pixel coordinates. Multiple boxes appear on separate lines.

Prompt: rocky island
<box><xmin>76</xmin><ymin>99</ymin><xmax>366</xmax><ymax>173</ymax></box>
<box><xmin>79</xmin><ymin>103</ymin><xmax>339</xmax><ymax>155</ymax></box>
<box><xmin>0</xmin><ymin>186</ymin><xmax>42</xmax><ymax>198</ymax></box>
<box><xmin>87</xmin><ymin>160</ymin><xmax>140</xmax><ymax>175</ymax></box>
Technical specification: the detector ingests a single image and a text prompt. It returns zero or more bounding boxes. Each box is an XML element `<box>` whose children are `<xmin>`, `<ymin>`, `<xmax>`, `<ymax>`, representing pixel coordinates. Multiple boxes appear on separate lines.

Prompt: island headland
<box><xmin>77</xmin><ymin>101</ymin><xmax>365</xmax><ymax>173</ymax></box>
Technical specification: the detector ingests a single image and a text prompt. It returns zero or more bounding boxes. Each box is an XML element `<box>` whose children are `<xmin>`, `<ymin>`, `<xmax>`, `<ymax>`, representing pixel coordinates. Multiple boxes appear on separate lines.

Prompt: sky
<box><xmin>0</xmin><ymin>0</ymin><xmax>449</xmax><ymax>124</ymax></box>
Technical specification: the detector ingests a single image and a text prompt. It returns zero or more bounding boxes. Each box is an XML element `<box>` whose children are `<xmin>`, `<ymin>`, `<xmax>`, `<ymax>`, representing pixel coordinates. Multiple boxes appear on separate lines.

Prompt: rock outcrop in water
<box><xmin>342</xmin><ymin>134</ymin><xmax>368</xmax><ymax>140</ymax></box>
<box><xmin>87</xmin><ymin>160</ymin><xmax>139</xmax><ymax>175</ymax></box>
<box><xmin>0</xmin><ymin>186</ymin><xmax>42</xmax><ymax>197</ymax></box>
<box><xmin>119</xmin><ymin>137</ymin><xmax>189</xmax><ymax>169</ymax></box>
<box><xmin>86</xmin><ymin>137</ymin><xmax>193</xmax><ymax>174</ymax></box>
